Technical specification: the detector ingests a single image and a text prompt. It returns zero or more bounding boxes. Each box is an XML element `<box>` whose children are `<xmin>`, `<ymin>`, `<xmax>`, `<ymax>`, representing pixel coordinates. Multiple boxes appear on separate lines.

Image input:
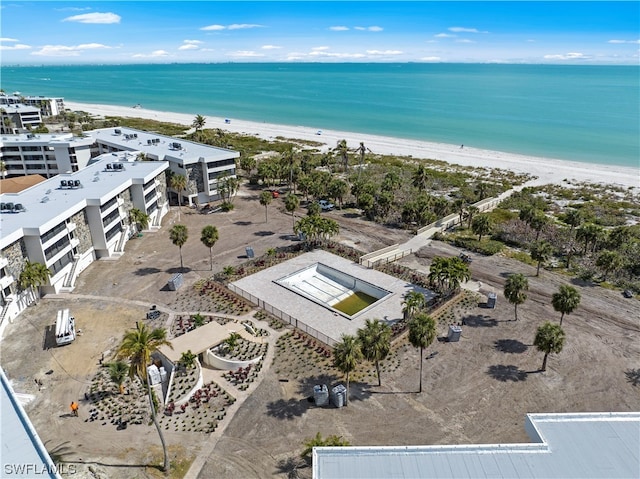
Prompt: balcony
<box><xmin>0</xmin><ymin>274</ymin><xmax>14</xmax><ymax>290</ymax></box>
<box><xmin>0</xmin><ymin>257</ymin><xmax>8</xmax><ymax>269</ymax></box>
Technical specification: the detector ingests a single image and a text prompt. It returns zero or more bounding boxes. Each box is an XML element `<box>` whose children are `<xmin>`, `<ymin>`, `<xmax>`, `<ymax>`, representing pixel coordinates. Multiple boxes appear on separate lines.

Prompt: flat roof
<box><xmin>230</xmin><ymin>250</ymin><xmax>433</xmax><ymax>345</ymax></box>
<box><xmin>313</xmin><ymin>412</ymin><xmax>640</xmax><ymax>479</ymax></box>
<box><xmin>1</xmin><ymin>368</ymin><xmax>60</xmax><ymax>478</ymax></box>
<box><xmin>86</xmin><ymin>127</ymin><xmax>239</xmax><ymax>165</ymax></box>
<box><xmin>0</xmin><ymin>156</ymin><xmax>168</xmax><ymax>249</ymax></box>
<box><xmin>0</xmin><ymin>132</ymin><xmax>92</xmax><ymax>146</ymax></box>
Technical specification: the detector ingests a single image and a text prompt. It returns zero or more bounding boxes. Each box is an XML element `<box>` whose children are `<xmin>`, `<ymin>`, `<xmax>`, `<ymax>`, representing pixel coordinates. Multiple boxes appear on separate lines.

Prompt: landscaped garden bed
<box><xmin>170</xmin><ymin>313</ymin><xmax>235</xmax><ymax>338</ymax></box>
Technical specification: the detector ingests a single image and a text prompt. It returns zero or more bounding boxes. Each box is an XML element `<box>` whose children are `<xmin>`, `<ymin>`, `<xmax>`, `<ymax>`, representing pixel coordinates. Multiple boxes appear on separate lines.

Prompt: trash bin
<box><xmin>245</xmin><ymin>246</ymin><xmax>255</xmax><ymax>258</ymax></box>
<box><xmin>448</xmin><ymin>325</ymin><xmax>462</xmax><ymax>342</ymax></box>
<box><xmin>313</xmin><ymin>384</ymin><xmax>329</xmax><ymax>406</ymax></box>
<box><xmin>487</xmin><ymin>292</ymin><xmax>497</xmax><ymax>308</ymax></box>
<box><xmin>167</xmin><ymin>273</ymin><xmax>183</xmax><ymax>291</ymax></box>
<box><xmin>331</xmin><ymin>384</ymin><xmax>347</xmax><ymax>408</ymax></box>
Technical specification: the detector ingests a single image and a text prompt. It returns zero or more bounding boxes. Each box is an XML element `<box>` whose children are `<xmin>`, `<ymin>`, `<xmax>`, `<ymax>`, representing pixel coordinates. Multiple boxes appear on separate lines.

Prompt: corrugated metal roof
<box><xmin>313</xmin><ymin>413</ymin><xmax>640</xmax><ymax>479</ymax></box>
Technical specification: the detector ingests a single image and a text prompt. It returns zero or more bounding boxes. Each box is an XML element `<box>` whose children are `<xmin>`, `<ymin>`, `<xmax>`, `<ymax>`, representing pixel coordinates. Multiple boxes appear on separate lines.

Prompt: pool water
<box><xmin>332</xmin><ymin>291</ymin><xmax>378</xmax><ymax>316</ymax></box>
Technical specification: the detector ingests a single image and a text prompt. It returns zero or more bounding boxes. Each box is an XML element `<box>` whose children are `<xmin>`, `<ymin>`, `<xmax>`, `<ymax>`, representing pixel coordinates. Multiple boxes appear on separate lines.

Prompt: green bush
<box><xmin>220</xmin><ymin>202</ymin><xmax>235</xmax><ymax>212</ymax></box>
<box><xmin>454</xmin><ymin>237</ymin><xmax>504</xmax><ymax>255</ymax></box>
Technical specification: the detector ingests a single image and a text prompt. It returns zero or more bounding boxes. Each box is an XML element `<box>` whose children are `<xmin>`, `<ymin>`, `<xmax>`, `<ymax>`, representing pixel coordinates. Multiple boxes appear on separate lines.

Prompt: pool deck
<box><xmin>230</xmin><ymin>250</ymin><xmax>434</xmax><ymax>344</ymax></box>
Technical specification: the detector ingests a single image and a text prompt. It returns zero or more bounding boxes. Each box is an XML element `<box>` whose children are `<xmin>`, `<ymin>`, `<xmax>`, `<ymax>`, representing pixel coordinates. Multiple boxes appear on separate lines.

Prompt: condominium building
<box><xmin>0</xmin><ymin>153</ymin><xmax>169</xmax><ymax>323</ymax></box>
<box><xmin>0</xmin><ymin>92</ymin><xmax>65</xmax><ymax>117</ymax></box>
<box><xmin>86</xmin><ymin>127</ymin><xmax>239</xmax><ymax>205</ymax></box>
<box><xmin>0</xmin><ymin>104</ymin><xmax>43</xmax><ymax>134</ymax></box>
<box><xmin>0</xmin><ymin>132</ymin><xmax>94</xmax><ymax>178</ymax></box>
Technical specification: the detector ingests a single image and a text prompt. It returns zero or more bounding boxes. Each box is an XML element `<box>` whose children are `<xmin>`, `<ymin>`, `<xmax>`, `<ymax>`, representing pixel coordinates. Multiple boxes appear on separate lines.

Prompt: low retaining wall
<box><xmin>203</xmin><ymin>348</ymin><xmax>263</xmax><ymax>370</ymax></box>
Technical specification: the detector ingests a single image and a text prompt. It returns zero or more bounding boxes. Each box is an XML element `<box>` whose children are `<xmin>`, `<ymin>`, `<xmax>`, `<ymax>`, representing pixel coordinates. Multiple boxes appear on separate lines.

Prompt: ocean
<box><xmin>1</xmin><ymin>63</ymin><xmax>638</xmax><ymax>168</ymax></box>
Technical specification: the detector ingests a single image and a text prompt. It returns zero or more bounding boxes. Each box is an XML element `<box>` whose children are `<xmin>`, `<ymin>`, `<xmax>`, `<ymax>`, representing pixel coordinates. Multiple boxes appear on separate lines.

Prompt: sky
<box><xmin>1</xmin><ymin>1</ymin><xmax>638</xmax><ymax>65</ymax></box>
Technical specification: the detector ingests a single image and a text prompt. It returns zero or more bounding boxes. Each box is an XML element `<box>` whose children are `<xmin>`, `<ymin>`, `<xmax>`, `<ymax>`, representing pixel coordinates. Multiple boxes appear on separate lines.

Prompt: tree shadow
<box><xmin>275</xmin><ymin>455</ymin><xmax>309</xmax><ymax>479</ymax></box>
<box><xmin>487</xmin><ymin>364</ymin><xmax>528</xmax><ymax>382</ymax></box>
<box><xmin>133</xmin><ymin>267</ymin><xmax>162</xmax><ymax>276</ymax></box>
<box><xmin>625</xmin><ymin>368</ymin><xmax>640</xmax><ymax>387</ymax></box>
<box><xmin>166</xmin><ymin>267</ymin><xmax>191</xmax><ymax>274</ymax></box>
<box><xmin>234</xmin><ymin>221</ymin><xmax>252</xmax><ymax>226</ymax></box>
<box><xmin>570</xmin><ymin>277</ymin><xmax>595</xmax><ymax>287</ymax></box>
<box><xmin>295</xmin><ymin>374</ymin><xmax>373</xmax><ymax>405</ymax></box>
<box><xmin>494</xmin><ymin>339</ymin><xmax>529</xmax><ymax>354</ymax></box>
<box><xmin>265</xmin><ymin>398</ymin><xmax>310</xmax><ymax>420</ymax></box>
<box><xmin>341</xmin><ymin>212</ymin><xmax>360</xmax><ymax>219</ymax></box>
<box><xmin>461</xmin><ymin>314</ymin><xmax>497</xmax><ymax>327</ymax></box>
<box><xmin>255</xmin><ymin>231</ymin><xmax>275</xmax><ymax>236</ymax></box>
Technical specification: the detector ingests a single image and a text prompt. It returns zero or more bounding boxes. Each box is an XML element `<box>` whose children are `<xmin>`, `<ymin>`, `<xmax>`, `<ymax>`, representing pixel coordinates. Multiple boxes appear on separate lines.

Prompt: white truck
<box><xmin>55</xmin><ymin>309</ymin><xmax>76</xmax><ymax>346</ymax></box>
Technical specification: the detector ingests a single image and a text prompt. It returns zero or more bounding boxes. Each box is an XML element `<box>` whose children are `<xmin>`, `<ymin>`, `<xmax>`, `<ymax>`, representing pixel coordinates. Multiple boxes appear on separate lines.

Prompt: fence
<box><xmin>227</xmin><ymin>283</ymin><xmax>337</xmax><ymax>347</ymax></box>
<box><xmin>365</xmin><ymin>249</ymin><xmax>413</xmax><ymax>268</ymax></box>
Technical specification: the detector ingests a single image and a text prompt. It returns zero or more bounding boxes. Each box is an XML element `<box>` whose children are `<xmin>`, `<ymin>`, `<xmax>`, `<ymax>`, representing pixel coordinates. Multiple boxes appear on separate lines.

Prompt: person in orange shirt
<box><xmin>70</xmin><ymin>401</ymin><xmax>79</xmax><ymax>416</ymax></box>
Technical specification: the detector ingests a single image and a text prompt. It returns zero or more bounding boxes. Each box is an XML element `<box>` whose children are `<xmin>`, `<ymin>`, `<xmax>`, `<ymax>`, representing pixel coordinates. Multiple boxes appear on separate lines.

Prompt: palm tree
<box><xmin>224</xmin><ymin>332</ymin><xmax>242</xmax><ymax>353</ymax></box>
<box><xmin>408</xmin><ymin>313</ymin><xmax>437</xmax><ymax>393</ymax></box>
<box><xmin>471</xmin><ymin>214</ymin><xmax>492</xmax><ymax>241</ymax></box>
<box><xmin>284</xmin><ymin>193</ymin><xmax>300</xmax><ymax>230</ymax></box>
<box><xmin>328</xmin><ymin>179</ymin><xmax>349</xmax><ymax>209</ymax></box>
<box><xmin>564</xmin><ymin>208</ymin><xmax>583</xmax><ymax>234</ymax></box>
<box><xmin>466</xmin><ymin>205</ymin><xmax>479</xmax><ymax>229</ymax></box>
<box><xmin>402</xmin><ymin>290</ymin><xmax>426</xmax><ymax>320</ymax></box>
<box><xmin>530</xmin><ymin>211</ymin><xmax>549</xmax><ymax>240</ymax></box>
<box><xmin>170</xmin><ymin>174</ymin><xmax>187</xmax><ymax>220</ymax></box>
<box><xmin>192</xmin><ymin>114</ymin><xmax>206</xmax><ymax>139</ymax></box>
<box><xmin>534</xmin><ymin>321</ymin><xmax>566</xmax><ymax>372</ymax></box>
<box><xmin>129</xmin><ymin>208</ymin><xmax>149</xmax><ymax>232</ymax></box>
<box><xmin>179</xmin><ymin>350</ymin><xmax>197</xmax><ymax>369</ymax></box>
<box><xmin>357</xmin><ymin>319</ymin><xmax>392</xmax><ymax>386</ymax></box>
<box><xmin>259</xmin><ymin>190</ymin><xmax>272</xmax><ymax>223</ymax></box>
<box><xmin>107</xmin><ymin>361</ymin><xmax>129</xmax><ymax>394</ymax></box>
<box><xmin>333</xmin><ymin>334</ymin><xmax>362</xmax><ymax>405</ymax></box>
<box><xmin>412</xmin><ymin>165</ymin><xmax>429</xmax><ymax>190</ymax></box>
<box><xmin>577</xmin><ymin>223</ymin><xmax>604</xmax><ymax>254</ymax></box>
<box><xmin>200</xmin><ymin>225</ymin><xmax>219</xmax><ymax>271</ymax></box>
<box><xmin>301</xmin><ymin>432</ymin><xmax>350</xmax><ymax>461</ymax></box>
<box><xmin>117</xmin><ymin>322</ymin><xmax>172</xmax><ymax>473</ymax></box>
<box><xmin>18</xmin><ymin>261</ymin><xmax>51</xmax><ymax>305</ymax></box>
<box><xmin>530</xmin><ymin>240</ymin><xmax>553</xmax><ymax>276</ymax></box>
<box><xmin>503</xmin><ymin>273</ymin><xmax>528</xmax><ymax>321</ymax></box>
<box><xmin>169</xmin><ymin>224</ymin><xmax>188</xmax><ymax>271</ymax></box>
<box><xmin>551</xmin><ymin>285</ymin><xmax>581</xmax><ymax>326</ymax></box>
<box><xmin>596</xmin><ymin>250</ymin><xmax>623</xmax><ymax>281</ymax></box>
<box><xmin>335</xmin><ymin>139</ymin><xmax>349</xmax><ymax>172</ymax></box>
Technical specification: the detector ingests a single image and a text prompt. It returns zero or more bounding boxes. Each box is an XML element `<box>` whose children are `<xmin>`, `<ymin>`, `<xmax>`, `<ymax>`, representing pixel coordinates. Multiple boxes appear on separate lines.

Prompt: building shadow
<box><xmin>486</xmin><ymin>364</ymin><xmax>528</xmax><ymax>382</ymax></box>
<box><xmin>42</xmin><ymin>324</ymin><xmax>57</xmax><ymax>350</ymax></box>
<box><xmin>461</xmin><ymin>314</ymin><xmax>497</xmax><ymax>327</ymax></box>
<box><xmin>625</xmin><ymin>368</ymin><xmax>640</xmax><ymax>387</ymax></box>
<box><xmin>494</xmin><ymin>339</ymin><xmax>529</xmax><ymax>354</ymax></box>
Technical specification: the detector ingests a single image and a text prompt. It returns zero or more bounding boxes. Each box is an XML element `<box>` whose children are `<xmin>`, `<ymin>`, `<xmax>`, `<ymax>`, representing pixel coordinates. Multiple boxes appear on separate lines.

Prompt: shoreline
<box><xmin>65</xmin><ymin>101</ymin><xmax>639</xmax><ymax>189</ymax></box>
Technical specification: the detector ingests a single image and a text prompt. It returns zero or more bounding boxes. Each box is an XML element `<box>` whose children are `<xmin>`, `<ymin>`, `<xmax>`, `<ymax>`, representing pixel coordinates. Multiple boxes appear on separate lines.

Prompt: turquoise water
<box><xmin>1</xmin><ymin>63</ymin><xmax>638</xmax><ymax>167</ymax></box>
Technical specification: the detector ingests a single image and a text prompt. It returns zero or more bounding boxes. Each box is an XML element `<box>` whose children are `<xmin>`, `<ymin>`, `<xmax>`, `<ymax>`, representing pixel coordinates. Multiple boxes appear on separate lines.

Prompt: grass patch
<box><xmin>504</xmin><ymin>250</ymin><xmax>536</xmax><ymax>266</ymax></box>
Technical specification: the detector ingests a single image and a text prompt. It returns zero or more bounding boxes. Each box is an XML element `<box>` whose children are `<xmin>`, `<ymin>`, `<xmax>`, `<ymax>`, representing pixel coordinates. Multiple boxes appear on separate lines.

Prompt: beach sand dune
<box><xmin>66</xmin><ymin>101</ymin><xmax>639</xmax><ymax>189</ymax></box>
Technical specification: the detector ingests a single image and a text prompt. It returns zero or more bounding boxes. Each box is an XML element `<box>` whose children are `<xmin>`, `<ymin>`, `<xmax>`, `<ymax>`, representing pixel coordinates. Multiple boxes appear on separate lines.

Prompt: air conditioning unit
<box><xmin>60</xmin><ymin>180</ymin><xmax>67</xmax><ymax>187</ymax></box>
<box><xmin>114</xmin><ymin>129</ymin><xmax>121</xmax><ymax>135</ymax></box>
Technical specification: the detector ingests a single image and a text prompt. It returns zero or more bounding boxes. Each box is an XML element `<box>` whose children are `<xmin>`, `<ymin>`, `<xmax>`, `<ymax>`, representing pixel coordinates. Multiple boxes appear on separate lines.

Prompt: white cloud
<box><xmin>201</xmin><ymin>23</ymin><xmax>262</xmax><ymax>31</ymax></box>
<box><xmin>329</xmin><ymin>26</ymin><xmax>349</xmax><ymax>31</ymax></box>
<box><xmin>201</xmin><ymin>24</ymin><xmax>225</xmax><ymax>31</ymax></box>
<box><xmin>543</xmin><ymin>52</ymin><xmax>590</xmax><ymax>60</ymax></box>
<box><xmin>312</xmin><ymin>46</ymin><xmax>330</xmax><ymax>51</ymax></box>
<box><xmin>456</xmin><ymin>39</ymin><xmax>475</xmax><ymax>44</ymax></box>
<box><xmin>308</xmin><ymin>50</ymin><xmax>366</xmax><ymax>59</ymax></box>
<box><xmin>32</xmin><ymin>43</ymin><xmax>110</xmax><ymax>57</ymax></box>
<box><xmin>0</xmin><ymin>43</ymin><xmax>31</xmax><ymax>51</ymax></box>
<box><xmin>449</xmin><ymin>26</ymin><xmax>488</xmax><ymax>34</ymax></box>
<box><xmin>421</xmin><ymin>56</ymin><xmax>441</xmax><ymax>62</ymax></box>
<box><xmin>435</xmin><ymin>33</ymin><xmax>456</xmax><ymax>38</ymax></box>
<box><xmin>261</xmin><ymin>45</ymin><xmax>282</xmax><ymax>50</ymax></box>
<box><xmin>132</xmin><ymin>50</ymin><xmax>170</xmax><ymax>59</ymax></box>
<box><xmin>0</xmin><ymin>37</ymin><xmax>19</xmax><ymax>42</ymax></box>
<box><xmin>354</xmin><ymin>26</ymin><xmax>383</xmax><ymax>32</ymax></box>
<box><xmin>55</xmin><ymin>7</ymin><xmax>91</xmax><ymax>12</ymax></box>
<box><xmin>183</xmin><ymin>40</ymin><xmax>203</xmax><ymax>45</ymax></box>
<box><xmin>366</xmin><ymin>50</ymin><xmax>402</xmax><ymax>55</ymax></box>
<box><xmin>228</xmin><ymin>24</ymin><xmax>263</xmax><ymax>30</ymax></box>
<box><xmin>227</xmin><ymin>50</ymin><xmax>265</xmax><ymax>57</ymax></box>
<box><xmin>608</xmin><ymin>39</ymin><xmax>640</xmax><ymax>44</ymax></box>
<box><xmin>63</xmin><ymin>12</ymin><xmax>121</xmax><ymax>24</ymax></box>
<box><xmin>178</xmin><ymin>44</ymin><xmax>199</xmax><ymax>51</ymax></box>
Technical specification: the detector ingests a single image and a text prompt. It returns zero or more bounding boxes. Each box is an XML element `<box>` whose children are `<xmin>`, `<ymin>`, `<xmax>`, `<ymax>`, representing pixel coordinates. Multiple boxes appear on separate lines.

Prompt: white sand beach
<box><xmin>66</xmin><ymin>101</ymin><xmax>639</xmax><ymax>189</ymax></box>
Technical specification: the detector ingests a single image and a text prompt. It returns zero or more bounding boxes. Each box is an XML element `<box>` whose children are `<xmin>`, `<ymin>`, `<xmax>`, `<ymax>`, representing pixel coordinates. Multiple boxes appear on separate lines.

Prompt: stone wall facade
<box><xmin>186</xmin><ymin>164</ymin><xmax>204</xmax><ymax>199</ymax></box>
<box><xmin>1</xmin><ymin>239</ymin><xmax>28</xmax><ymax>294</ymax></box>
<box><xmin>121</xmin><ymin>188</ymin><xmax>133</xmax><ymax>227</ymax></box>
<box><xmin>71</xmin><ymin>210</ymin><xmax>92</xmax><ymax>254</ymax></box>
<box><xmin>156</xmin><ymin>172</ymin><xmax>167</xmax><ymax>200</ymax></box>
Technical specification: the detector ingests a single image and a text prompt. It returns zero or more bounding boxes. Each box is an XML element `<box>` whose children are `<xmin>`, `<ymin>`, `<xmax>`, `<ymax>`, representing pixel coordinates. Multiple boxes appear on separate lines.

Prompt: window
<box><xmin>100</xmin><ymin>197</ymin><xmax>118</xmax><ymax>212</ymax></box>
<box><xmin>41</xmin><ymin>222</ymin><xmax>66</xmax><ymax>244</ymax></box>
<box><xmin>105</xmin><ymin>223</ymin><xmax>122</xmax><ymax>242</ymax></box>
<box><xmin>50</xmin><ymin>252</ymin><xmax>73</xmax><ymax>275</ymax></box>
<box><xmin>45</xmin><ymin>236</ymin><xmax>71</xmax><ymax>261</ymax></box>
<box><xmin>102</xmin><ymin>209</ymin><xmax>121</xmax><ymax>227</ymax></box>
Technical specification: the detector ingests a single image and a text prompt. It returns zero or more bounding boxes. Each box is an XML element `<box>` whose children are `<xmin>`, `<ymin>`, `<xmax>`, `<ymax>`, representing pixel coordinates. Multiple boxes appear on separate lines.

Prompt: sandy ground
<box><xmin>2</xmin><ymin>181</ymin><xmax>638</xmax><ymax>478</ymax></box>
<box><xmin>65</xmin><ymin>101</ymin><xmax>639</xmax><ymax>190</ymax></box>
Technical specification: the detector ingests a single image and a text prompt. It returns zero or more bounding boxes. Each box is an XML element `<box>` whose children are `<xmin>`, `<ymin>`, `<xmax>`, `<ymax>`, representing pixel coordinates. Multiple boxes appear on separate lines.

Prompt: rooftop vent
<box><xmin>41</xmin><ymin>196</ymin><xmax>49</xmax><ymax>203</ymax></box>
<box><xmin>114</xmin><ymin>129</ymin><xmax>121</xmax><ymax>135</ymax></box>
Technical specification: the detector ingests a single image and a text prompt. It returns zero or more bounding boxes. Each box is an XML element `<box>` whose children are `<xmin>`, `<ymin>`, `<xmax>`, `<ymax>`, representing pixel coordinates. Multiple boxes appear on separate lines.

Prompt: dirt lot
<box><xmin>1</xmin><ymin>183</ymin><xmax>639</xmax><ymax>478</ymax></box>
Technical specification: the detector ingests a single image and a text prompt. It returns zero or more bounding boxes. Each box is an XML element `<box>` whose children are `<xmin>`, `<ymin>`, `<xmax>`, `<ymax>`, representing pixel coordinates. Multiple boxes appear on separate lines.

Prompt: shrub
<box><xmin>453</xmin><ymin>237</ymin><xmax>504</xmax><ymax>255</ymax></box>
<box><xmin>220</xmin><ymin>202</ymin><xmax>235</xmax><ymax>212</ymax></box>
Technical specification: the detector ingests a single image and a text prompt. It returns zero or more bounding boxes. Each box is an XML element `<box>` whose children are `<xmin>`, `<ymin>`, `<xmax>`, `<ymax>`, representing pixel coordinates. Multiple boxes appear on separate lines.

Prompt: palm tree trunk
<box><xmin>209</xmin><ymin>248</ymin><xmax>213</xmax><ymax>271</ymax></box>
<box><xmin>559</xmin><ymin>312</ymin><xmax>565</xmax><ymax>327</ymax></box>
<box><xmin>146</xmin><ymin>382</ymin><xmax>169</xmax><ymax>473</ymax></box>
<box><xmin>345</xmin><ymin>372</ymin><xmax>349</xmax><ymax>406</ymax></box>
<box><xmin>179</xmin><ymin>247</ymin><xmax>184</xmax><ymax>271</ymax></box>
<box><xmin>514</xmin><ymin>304</ymin><xmax>518</xmax><ymax>321</ymax></box>
<box><xmin>418</xmin><ymin>347</ymin><xmax>424</xmax><ymax>393</ymax></box>
<box><xmin>536</xmin><ymin>262</ymin><xmax>541</xmax><ymax>276</ymax></box>
<box><xmin>375</xmin><ymin>360</ymin><xmax>382</xmax><ymax>387</ymax></box>
<box><xmin>541</xmin><ymin>353</ymin><xmax>549</xmax><ymax>372</ymax></box>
